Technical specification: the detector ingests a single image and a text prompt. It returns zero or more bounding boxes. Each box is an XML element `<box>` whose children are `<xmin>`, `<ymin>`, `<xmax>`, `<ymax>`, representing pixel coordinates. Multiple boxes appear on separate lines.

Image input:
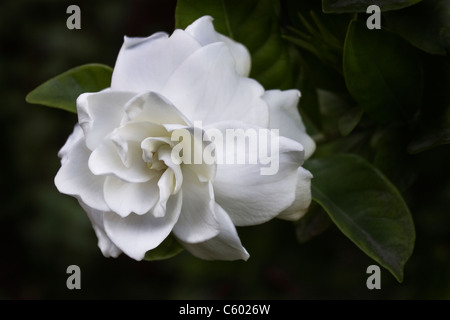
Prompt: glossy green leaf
<box><xmin>384</xmin><ymin>0</ymin><xmax>450</xmax><ymax>55</ymax></box>
<box><xmin>144</xmin><ymin>234</ymin><xmax>184</xmax><ymax>261</ymax></box>
<box><xmin>25</xmin><ymin>63</ymin><xmax>112</xmax><ymax>113</ymax></box>
<box><xmin>304</xmin><ymin>153</ymin><xmax>415</xmax><ymax>282</ymax></box>
<box><xmin>175</xmin><ymin>0</ymin><xmax>298</xmax><ymax>89</ymax></box>
<box><xmin>322</xmin><ymin>0</ymin><xmax>423</xmax><ymax>13</ymax></box>
<box><xmin>343</xmin><ymin>20</ymin><xmax>423</xmax><ymax>123</ymax></box>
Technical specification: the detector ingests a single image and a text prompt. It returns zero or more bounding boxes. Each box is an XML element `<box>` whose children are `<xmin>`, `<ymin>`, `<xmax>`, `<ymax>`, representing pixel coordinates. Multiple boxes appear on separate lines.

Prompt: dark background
<box><xmin>1</xmin><ymin>0</ymin><xmax>449</xmax><ymax>299</ymax></box>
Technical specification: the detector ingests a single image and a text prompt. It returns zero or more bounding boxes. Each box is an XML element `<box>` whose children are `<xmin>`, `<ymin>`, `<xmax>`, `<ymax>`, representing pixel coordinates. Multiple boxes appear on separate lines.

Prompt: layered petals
<box><xmin>277</xmin><ymin>167</ymin><xmax>313</xmax><ymax>221</ymax></box>
<box><xmin>161</xmin><ymin>42</ymin><xmax>268</xmax><ymax>127</ymax></box>
<box><xmin>103</xmin><ymin>192</ymin><xmax>182</xmax><ymax>260</ymax></box>
<box><xmin>111</xmin><ymin>30</ymin><xmax>201</xmax><ymax>92</ymax></box>
<box><xmin>172</xmin><ymin>168</ymin><xmax>219</xmax><ymax>243</ymax></box>
<box><xmin>54</xmin><ymin>15</ymin><xmax>316</xmax><ymax>262</ymax></box>
<box><xmin>77</xmin><ymin>90</ymin><xmax>136</xmax><ymax>150</ymax></box>
<box><xmin>89</xmin><ymin>138</ymin><xmax>156</xmax><ymax>183</ymax></box>
<box><xmin>78</xmin><ymin>201</ymin><xmax>122</xmax><ymax>258</ymax></box>
<box><xmin>103</xmin><ymin>175</ymin><xmax>160</xmax><ymax>217</ymax></box>
<box><xmin>179</xmin><ymin>203</ymin><xmax>249</xmax><ymax>261</ymax></box>
<box><xmin>265</xmin><ymin>89</ymin><xmax>316</xmax><ymax>159</ymax></box>
<box><xmin>185</xmin><ymin>15</ymin><xmax>251</xmax><ymax>77</ymax></box>
<box><xmin>123</xmin><ymin>91</ymin><xmax>190</xmax><ymax>126</ymax></box>
<box><xmin>55</xmin><ymin>125</ymin><xmax>109</xmax><ymax>211</ymax></box>
<box><xmin>210</xmin><ymin>121</ymin><xmax>305</xmax><ymax>226</ymax></box>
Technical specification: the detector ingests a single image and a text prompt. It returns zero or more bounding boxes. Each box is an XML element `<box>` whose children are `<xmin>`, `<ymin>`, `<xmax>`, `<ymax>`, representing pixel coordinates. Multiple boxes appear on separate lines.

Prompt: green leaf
<box><xmin>338</xmin><ymin>107</ymin><xmax>363</xmax><ymax>136</ymax></box>
<box><xmin>304</xmin><ymin>153</ymin><xmax>415</xmax><ymax>282</ymax></box>
<box><xmin>343</xmin><ymin>20</ymin><xmax>423</xmax><ymax>123</ymax></box>
<box><xmin>25</xmin><ymin>63</ymin><xmax>112</xmax><ymax>113</ymax></box>
<box><xmin>322</xmin><ymin>0</ymin><xmax>423</xmax><ymax>13</ymax></box>
<box><xmin>175</xmin><ymin>0</ymin><xmax>299</xmax><ymax>89</ymax></box>
<box><xmin>372</xmin><ymin>126</ymin><xmax>418</xmax><ymax>191</ymax></box>
<box><xmin>298</xmin><ymin>73</ymin><xmax>322</xmax><ymax>131</ymax></box>
<box><xmin>285</xmin><ymin>1</ymin><xmax>351</xmax><ymax>92</ymax></box>
<box><xmin>384</xmin><ymin>0</ymin><xmax>450</xmax><ymax>55</ymax></box>
<box><xmin>407</xmin><ymin>128</ymin><xmax>450</xmax><ymax>154</ymax></box>
<box><xmin>317</xmin><ymin>89</ymin><xmax>349</xmax><ymax>117</ymax></box>
<box><xmin>144</xmin><ymin>234</ymin><xmax>184</xmax><ymax>261</ymax></box>
<box><xmin>298</xmin><ymin>50</ymin><xmax>347</xmax><ymax>94</ymax></box>
<box><xmin>284</xmin><ymin>10</ymin><xmax>344</xmax><ymax>74</ymax></box>
<box><xmin>296</xmin><ymin>204</ymin><xmax>332</xmax><ymax>244</ymax></box>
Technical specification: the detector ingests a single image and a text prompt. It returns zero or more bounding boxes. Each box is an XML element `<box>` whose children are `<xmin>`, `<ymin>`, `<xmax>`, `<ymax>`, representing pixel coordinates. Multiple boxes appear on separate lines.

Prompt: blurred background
<box><xmin>1</xmin><ymin>0</ymin><xmax>449</xmax><ymax>299</ymax></box>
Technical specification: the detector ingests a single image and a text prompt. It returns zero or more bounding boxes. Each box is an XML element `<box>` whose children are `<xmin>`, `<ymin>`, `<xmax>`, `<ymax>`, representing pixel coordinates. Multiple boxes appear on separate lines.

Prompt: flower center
<box><xmin>146</xmin><ymin>153</ymin><xmax>167</xmax><ymax>171</ymax></box>
<box><xmin>141</xmin><ymin>137</ymin><xmax>171</xmax><ymax>172</ymax></box>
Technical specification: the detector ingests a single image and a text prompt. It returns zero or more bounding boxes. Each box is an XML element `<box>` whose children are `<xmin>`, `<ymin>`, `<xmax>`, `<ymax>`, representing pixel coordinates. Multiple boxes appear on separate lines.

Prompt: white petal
<box><xmin>77</xmin><ymin>90</ymin><xmax>136</xmax><ymax>150</ymax></box>
<box><xmin>112</xmin><ymin>121</ymin><xmax>168</xmax><ymax>145</ymax></box>
<box><xmin>103</xmin><ymin>175</ymin><xmax>160</xmax><ymax>217</ymax></box>
<box><xmin>166</xmin><ymin>125</ymin><xmax>217</xmax><ymax>182</ymax></box>
<box><xmin>103</xmin><ymin>191</ymin><xmax>182</xmax><ymax>260</ymax></box>
<box><xmin>55</xmin><ymin>125</ymin><xmax>109</xmax><ymax>211</ymax></box>
<box><xmin>185</xmin><ymin>16</ymin><xmax>251</xmax><ymax>76</ymax></box>
<box><xmin>161</xmin><ymin>42</ymin><xmax>268</xmax><ymax>127</ymax></box>
<box><xmin>179</xmin><ymin>203</ymin><xmax>249</xmax><ymax>261</ymax></box>
<box><xmin>108</xmin><ymin>121</ymin><xmax>167</xmax><ymax>168</ymax></box>
<box><xmin>172</xmin><ymin>168</ymin><xmax>219</xmax><ymax>243</ymax></box>
<box><xmin>154</xmin><ymin>169</ymin><xmax>175</xmax><ymax>218</ymax></box>
<box><xmin>123</xmin><ymin>91</ymin><xmax>190</xmax><ymax>126</ymax></box>
<box><xmin>277</xmin><ymin>167</ymin><xmax>313</xmax><ymax>221</ymax></box>
<box><xmin>265</xmin><ymin>89</ymin><xmax>316</xmax><ymax>159</ymax></box>
<box><xmin>58</xmin><ymin>124</ymin><xmax>83</xmax><ymax>165</ymax></box>
<box><xmin>78</xmin><ymin>201</ymin><xmax>121</xmax><ymax>258</ymax></box>
<box><xmin>111</xmin><ymin>30</ymin><xmax>202</xmax><ymax>92</ymax></box>
<box><xmin>89</xmin><ymin>138</ymin><xmax>155</xmax><ymax>183</ymax></box>
<box><xmin>211</xmin><ymin>121</ymin><xmax>304</xmax><ymax>226</ymax></box>
<box><xmin>157</xmin><ymin>145</ymin><xmax>183</xmax><ymax>193</ymax></box>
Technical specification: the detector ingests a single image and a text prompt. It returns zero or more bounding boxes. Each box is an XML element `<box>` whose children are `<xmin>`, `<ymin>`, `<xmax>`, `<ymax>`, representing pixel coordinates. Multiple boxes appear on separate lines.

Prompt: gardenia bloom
<box><xmin>54</xmin><ymin>16</ymin><xmax>316</xmax><ymax>261</ymax></box>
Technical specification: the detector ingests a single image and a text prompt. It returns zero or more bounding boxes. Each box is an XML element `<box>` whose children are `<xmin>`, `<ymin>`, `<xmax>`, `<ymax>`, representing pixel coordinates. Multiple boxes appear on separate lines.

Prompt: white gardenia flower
<box><xmin>54</xmin><ymin>16</ymin><xmax>316</xmax><ymax>261</ymax></box>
